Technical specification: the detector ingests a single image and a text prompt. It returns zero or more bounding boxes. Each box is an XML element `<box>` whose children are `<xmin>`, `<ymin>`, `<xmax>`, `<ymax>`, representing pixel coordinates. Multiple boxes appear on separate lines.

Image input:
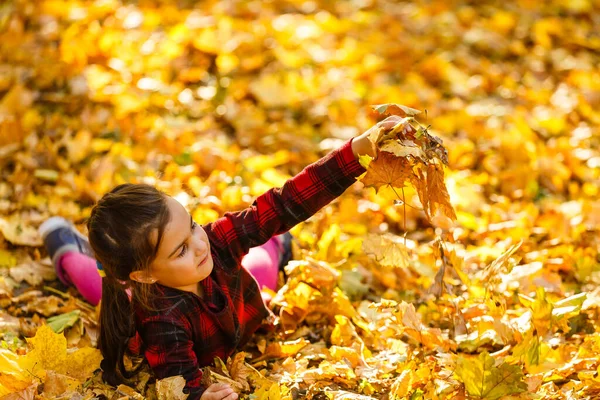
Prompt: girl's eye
<box><xmin>178</xmin><ymin>244</ymin><xmax>188</xmax><ymax>258</ymax></box>
<box><xmin>192</xmin><ymin>221</ymin><xmax>198</xmax><ymax>231</ymax></box>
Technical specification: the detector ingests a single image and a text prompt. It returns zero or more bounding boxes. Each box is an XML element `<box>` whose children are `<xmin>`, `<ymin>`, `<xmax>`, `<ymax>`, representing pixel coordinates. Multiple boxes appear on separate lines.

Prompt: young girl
<box><xmin>45</xmin><ymin>117</ymin><xmax>398</xmax><ymax>400</ymax></box>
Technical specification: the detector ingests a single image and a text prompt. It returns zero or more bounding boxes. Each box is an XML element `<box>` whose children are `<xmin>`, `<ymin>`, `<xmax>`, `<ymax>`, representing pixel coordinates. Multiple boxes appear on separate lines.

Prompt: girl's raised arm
<box><xmin>204</xmin><ymin>136</ymin><xmax>366</xmax><ymax>271</ymax></box>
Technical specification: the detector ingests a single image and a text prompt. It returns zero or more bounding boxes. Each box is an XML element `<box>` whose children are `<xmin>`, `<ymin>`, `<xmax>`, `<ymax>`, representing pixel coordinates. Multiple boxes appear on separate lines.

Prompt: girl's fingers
<box><xmin>202</xmin><ymin>383</ymin><xmax>232</xmax><ymax>398</ymax></box>
<box><xmin>211</xmin><ymin>386</ymin><xmax>236</xmax><ymax>398</ymax></box>
<box><xmin>206</xmin><ymin>383</ymin><xmax>230</xmax><ymax>392</ymax></box>
<box><xmin>378</xmin><ymin>115</ymin><xmax>403</xmax><ymax>129</ymax></box>
<box><xmin>222</xmin><ymin>392</ymin><xmax>239</xmax><ymax>400</ymax></box>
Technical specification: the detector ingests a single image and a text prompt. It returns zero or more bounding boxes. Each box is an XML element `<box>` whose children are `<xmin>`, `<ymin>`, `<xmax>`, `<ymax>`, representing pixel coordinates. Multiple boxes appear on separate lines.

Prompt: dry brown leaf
<box><xmin>9</xmin><ymin>260</ymin><xmax>55</xmax><ymax>286</ymax></box>
<box><xmin>380</xmin><ymin>140</ymin><xmax>426</xmax><ymax>160</ymax></box>
<box><xmin>202</xmin><ymin>369</ymin><xmax>246</xmax><ymax>394</ymax></box>
<box><xmin>0</xmin><ymin>382</ymin><xmax>38</xmax><ymax>400</ymax></box>
<box><xmin>155</xmin><ymin>376</ymin><xmax>188</xmax><ymax>400</ymax></box>
<box><xmin>115</xmin><ymin>384</ymin><xmax>145</xmax><ymax>400</ymax></box>
<box><xmin>43</xmin><ymin>371</ymin><xmax>79</xmax><ymax>397</ymax></box>
<box><xmin>426</xmin><ymin>163</ymin><xmax>457</xmax><ymax>221</ymax></box>
<box><xmin>0</xmin><ymin>215</ymin><xmax>42</xmax><ymax>247</ymax></box>
<box><xmin>410</xmin><ymin>163</ymin><xmax>456</xmax><ymax>222</ymax></box>
<box><xmin>226</xmin><ymin>352</ymin><xmax>251</xmax><ymax>392</ymax></box>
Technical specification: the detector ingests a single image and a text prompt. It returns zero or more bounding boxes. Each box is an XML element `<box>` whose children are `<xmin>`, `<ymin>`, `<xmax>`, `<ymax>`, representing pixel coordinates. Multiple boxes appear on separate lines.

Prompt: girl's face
<box><xmin>144</xmin><ymin>196</ymin><xmax>214</xmax><ymax>295</ymax></box>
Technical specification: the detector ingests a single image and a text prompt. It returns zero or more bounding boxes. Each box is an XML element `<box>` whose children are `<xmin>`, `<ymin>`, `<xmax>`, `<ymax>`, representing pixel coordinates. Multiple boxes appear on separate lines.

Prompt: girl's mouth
<box><xmin>198</xmin><ymin>254</ymin><xmax>209</xmax><ymax>267</ymax></box>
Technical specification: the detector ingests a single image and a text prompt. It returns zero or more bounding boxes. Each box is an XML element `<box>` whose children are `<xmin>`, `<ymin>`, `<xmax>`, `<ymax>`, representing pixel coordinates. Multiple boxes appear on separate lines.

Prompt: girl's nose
<box><xmin>193</xmin><ymin>235</ymin><xmax>208</xmax><ymax>255</ymax></box>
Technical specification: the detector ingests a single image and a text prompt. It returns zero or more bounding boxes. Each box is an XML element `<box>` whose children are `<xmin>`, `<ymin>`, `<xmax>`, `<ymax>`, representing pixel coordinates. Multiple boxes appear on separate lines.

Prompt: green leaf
<box><xmin>174</xmin><ymin>149</ymin><xmax>193</xmax><ymax>166</ymax></box>
<box><xmin>455</xmin><ymin>351</ymin><xmax>527</xmax><ymax>400</ymax></box>
<box><xmin>46</xmin><ymin>310</ymin><xmax>81</xmax><ymax>334</ymax></box>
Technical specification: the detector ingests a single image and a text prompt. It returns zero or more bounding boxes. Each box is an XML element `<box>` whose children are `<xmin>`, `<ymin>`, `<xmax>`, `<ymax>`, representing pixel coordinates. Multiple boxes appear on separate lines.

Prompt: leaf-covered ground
<box><xmin>1</xmin><ymin>0</ymin><xmax>600</xmax><ymax>399</ymax></box>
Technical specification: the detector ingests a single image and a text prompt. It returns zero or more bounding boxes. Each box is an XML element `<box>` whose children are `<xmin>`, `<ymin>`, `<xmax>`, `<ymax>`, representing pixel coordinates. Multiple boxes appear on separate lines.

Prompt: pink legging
<box><xmin>58</xmin><ymin>237</ymin><xmax>282</xmax><ymax>306</ymax></box>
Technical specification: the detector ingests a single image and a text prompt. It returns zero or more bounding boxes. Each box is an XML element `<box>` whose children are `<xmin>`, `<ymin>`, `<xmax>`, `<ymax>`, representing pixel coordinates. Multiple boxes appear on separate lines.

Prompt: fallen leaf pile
<box><xmin>1</xmin><ymin>0</ymin><xmax>599</xmax><ymax>399</ymax></box>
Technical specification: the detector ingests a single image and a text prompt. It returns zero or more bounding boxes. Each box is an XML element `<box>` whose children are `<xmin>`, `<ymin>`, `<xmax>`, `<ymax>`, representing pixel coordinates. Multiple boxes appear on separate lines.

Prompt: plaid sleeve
<box><xmin>205</xmin><ymin>138</ymin><xmax>365</xmax><ymax>269</ymax></box>
<box><xmin>142</xmin><ymin>318</ymin><xmax>205</xmax><ymax>400</ymax></box>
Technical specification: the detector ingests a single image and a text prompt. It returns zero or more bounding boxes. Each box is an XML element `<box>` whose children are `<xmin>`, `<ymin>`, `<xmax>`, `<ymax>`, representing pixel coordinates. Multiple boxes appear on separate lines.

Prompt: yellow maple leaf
<box><xmin>21</xmin><ymin>324</ymin><xmax>68</xmax><ymax>375</ymax></box>
<box><xmin>252</xmin><ymin>381</ymin><xmax>290</xmax><ymax>400</ymax></box>
<box><xmin>66</xmin><ymin>347</ymin><xmax>104</xmax><ymax>381</ymax></box>
<box><xmin>20</xmin><ymin>325</ymin><xmax>102</xmax><ymax>381</ymax></box>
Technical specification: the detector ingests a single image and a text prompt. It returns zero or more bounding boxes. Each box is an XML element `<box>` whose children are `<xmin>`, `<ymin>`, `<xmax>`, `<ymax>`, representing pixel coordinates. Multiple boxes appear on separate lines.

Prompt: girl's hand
<box><xmin>200</xmin><ymin>383</ymin><xmax>238</xmax><ymax>400</ymax></box>
<box><xmin>351</xmin><ymin>116</ymin><xmax>405</xmax><ymax>159</ymax></box>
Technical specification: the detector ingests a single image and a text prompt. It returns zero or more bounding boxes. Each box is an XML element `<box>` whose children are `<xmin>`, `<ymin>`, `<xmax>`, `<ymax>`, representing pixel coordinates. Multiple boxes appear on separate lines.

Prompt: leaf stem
<box><xmin>402</xmin><ymin>187</ymin><xmax>407</xmax><ymax>245</ymax></box>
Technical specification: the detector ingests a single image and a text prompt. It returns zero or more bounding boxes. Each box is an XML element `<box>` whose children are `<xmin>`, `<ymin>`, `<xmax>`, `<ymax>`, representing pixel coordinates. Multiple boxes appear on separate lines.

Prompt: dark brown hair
<box><xmin>87</xmin><ymin>183</ymin><xmax>170</xmax><ymax>386</ymax></box>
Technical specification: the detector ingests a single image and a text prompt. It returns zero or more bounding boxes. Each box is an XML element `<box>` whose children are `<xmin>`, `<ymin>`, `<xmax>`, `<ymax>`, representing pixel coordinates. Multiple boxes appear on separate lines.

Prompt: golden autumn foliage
<box><xmin>0</xmin><ymin>0</ymin><xmax>600</xmax><ymax>399</ymax></box>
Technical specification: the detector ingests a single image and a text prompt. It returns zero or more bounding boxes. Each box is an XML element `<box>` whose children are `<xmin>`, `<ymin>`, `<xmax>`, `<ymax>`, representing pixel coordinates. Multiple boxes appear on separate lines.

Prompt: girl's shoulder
<box><xmin>134</xmin><ymin>285</ymin><xmax>197</xmax><ymax>321</ymax></box>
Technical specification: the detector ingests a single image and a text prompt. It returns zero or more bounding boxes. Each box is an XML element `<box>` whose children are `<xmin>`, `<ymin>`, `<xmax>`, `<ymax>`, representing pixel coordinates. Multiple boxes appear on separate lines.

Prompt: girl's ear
<box><xmin>129</xmin><ymin>270</ymin><xmax>158</xmax><ymax>284</ymax></box>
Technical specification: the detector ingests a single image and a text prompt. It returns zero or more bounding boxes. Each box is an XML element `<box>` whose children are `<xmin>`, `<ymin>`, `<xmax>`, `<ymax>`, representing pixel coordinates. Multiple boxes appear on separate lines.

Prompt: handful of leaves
<box><xmin>360</xmin><ymin>104</ymin><xmax>457</xmax><ymax>225</ymax></box>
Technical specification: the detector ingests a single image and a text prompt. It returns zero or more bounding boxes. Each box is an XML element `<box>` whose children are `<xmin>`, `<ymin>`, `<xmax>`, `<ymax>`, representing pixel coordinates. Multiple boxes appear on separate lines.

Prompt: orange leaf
<box><xmin>360</xmin><ymin>152</ymin><xmax>413</xmax><ymax>193</ymax></box>
<box><xmin>411</xmin><ymin>164</ymin><xmax>456</xmax><ymax>222</ymax></box>
<box><xmin>426</xmin><ymin>163</ymin><xmax>457</xmax><ymax>221</ymax></box>
<box><xmin>410</xmin><ymin>166</ymin><xmax>429</xmax><ymax>217</ymax></box>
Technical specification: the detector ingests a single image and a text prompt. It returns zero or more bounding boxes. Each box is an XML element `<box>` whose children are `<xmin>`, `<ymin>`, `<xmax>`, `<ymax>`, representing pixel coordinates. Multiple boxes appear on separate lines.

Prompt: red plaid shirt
<box><xmin>133</xmin><ymin>138</ymin><xmax>365</xmax><ymax>399</ymax></box>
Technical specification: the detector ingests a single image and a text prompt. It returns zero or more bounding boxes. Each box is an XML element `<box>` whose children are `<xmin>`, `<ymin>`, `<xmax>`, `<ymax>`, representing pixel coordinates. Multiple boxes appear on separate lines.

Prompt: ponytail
<box><xmin>87</xmin><ymin>183</ymin><xmax>170</xmax><ymax>386</ymax></box>
<box><xmin>98</xmin><ymin>277</ymin><xmax>140</xmax><ymax>385</ymax></box>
